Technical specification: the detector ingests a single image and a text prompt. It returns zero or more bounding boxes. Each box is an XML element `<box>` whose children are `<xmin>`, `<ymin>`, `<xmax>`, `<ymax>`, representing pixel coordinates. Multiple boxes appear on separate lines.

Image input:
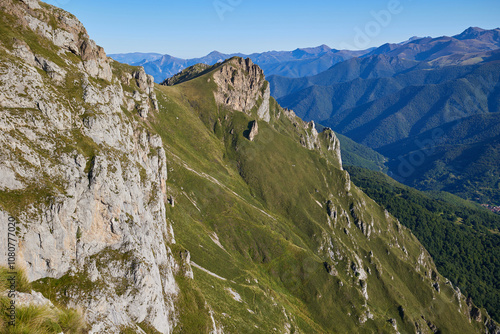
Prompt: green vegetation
<box><xmin>134</xmin><ymin>59</ymin><xmax>490</xmax><ymax>332</ymax></box>
<box><xmin>380</xmin><ymin>112</ymin><xmax>500</xmax><ymax>206</ymax></box>
<box><xmin>272</xmin><ymin>52</ymin><xmax>500</xmax><ymax>207</ymax></box>
<box><xmin>346</xmin><ymin>166</ymin><xmax>500</xmax><ymax>322</ymax></box>
<box><xmin>1</xmin><ymin>1</ymin><xmax>496</xmax><ymax>329</ymax></box>
<box><xmin>0</xmin><ymin>267</ymin><xmax>87</xmax><ymax>334</ymax></box>
<box><xmin>163</xmin><ymin>63</ymin><xmax>215</xmax><ymax>86</ymax></box>
<box><xmin>0</xmin><ymin>267</ymin><xmax>31</xmax><ymax>294</ymax></box>
<box><xmin>334</xmin><ymin>131</ymin><xmax>387</xmax><ymax>172</ymax></box>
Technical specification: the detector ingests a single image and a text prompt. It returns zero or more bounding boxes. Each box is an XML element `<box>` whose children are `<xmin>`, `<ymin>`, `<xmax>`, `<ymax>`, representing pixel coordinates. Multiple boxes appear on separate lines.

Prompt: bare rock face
<box><xmin>257</xmin><ymin>83</ymin><xmax>271</xmax><ymax>122</ymax></box>
<box><xmin>131</xmin><ymin>67</ymin><xmax>158</xmax><ymax>117</ymax></box>
<box><xmin>19</xmin><ymin>0</ymin><xmax>40</xmax><ymax>9</ymax></box>
<box><xmin>301</xmin><ymin>121</ymin><xmax>320</xmax><ymax>150</ymax></box>
<box><xmin>248</xmin><ymin>120</ymin><xmax>259</xmax><ymax>141</ymax></box>
<box><xmin>0</xmin><ymin>1</ymin><xmax>177</xmax><ymax>333</ymax></box>
<box><xmin>3</xmin><ymin>0</ymin><xmax>112</xmax><ymax>81</ymax></box>
<box><xmin>322</xmin><ymin>127</ymin><xmax>343</xmax><ymax>170</ymax></box>
<box><xmin>213</xmin><ymin>57</ymin><xmax>270</xmax><ymax>122</ymax></box>
<box><xmin>35</xmin><ymin>55</ymin><xmax>67</xmax><ymax>84</ymax></box>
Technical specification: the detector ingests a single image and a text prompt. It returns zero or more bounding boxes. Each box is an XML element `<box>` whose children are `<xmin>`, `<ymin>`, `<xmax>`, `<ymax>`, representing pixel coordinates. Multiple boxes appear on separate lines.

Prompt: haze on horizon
<box><xmin>44</xmin><ymin>0</ymin><xmax>500</xmax><ymax>58</ymax></box>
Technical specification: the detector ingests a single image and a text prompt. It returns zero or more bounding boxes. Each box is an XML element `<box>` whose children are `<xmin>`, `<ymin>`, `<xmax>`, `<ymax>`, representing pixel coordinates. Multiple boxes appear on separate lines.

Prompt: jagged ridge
<box><xmin>0</xmin><ymin>1</ymin><xmax>498</xmax><ymax>333</ymax></box>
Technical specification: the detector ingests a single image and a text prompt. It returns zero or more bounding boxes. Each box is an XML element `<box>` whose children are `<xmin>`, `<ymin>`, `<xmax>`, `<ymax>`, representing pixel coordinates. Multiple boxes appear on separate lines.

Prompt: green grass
<box><xmin>0</xmin><ymin>9</ymin><xmax>495</xmax><ymax>330</ymax></box>
<box><xmin>347</xmin><ymin>166</ymin><xmax>500</xmax><ymax>322</ymax></box>
<box><xmin>144</xmin><ymin>62</ymin><xmax>488</xmax><ymax>332</ymax></box>
<box><xmin>0</xmin><ymin>267</ymin><xmax>87</xmax><ymax>334</ymax></box>
<box><xmin>0</xmin><ymin>267</ymin><xmax>31</xmax><ymax>294</ymax></box>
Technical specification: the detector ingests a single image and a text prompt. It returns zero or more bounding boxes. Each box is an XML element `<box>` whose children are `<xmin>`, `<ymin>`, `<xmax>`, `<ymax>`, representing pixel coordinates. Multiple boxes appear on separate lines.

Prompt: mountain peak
<box><xmin>295</xmin><ymin>44</ymin><xmax>332</xmax><ymax>54</ymax></box>
<box><xmin>455</xmin><ymin>26</ymin><xmax>487</xmax><ymax>40</ymax></box>
<box><xmin>212</xmin><ymin>57</ymin><xmax>271</xmax><ymax>121</ymax></box>
<box><xmin>206</xmin><ymin>50</ymin><xmax>225</xmax><ymax>57</ymax></box>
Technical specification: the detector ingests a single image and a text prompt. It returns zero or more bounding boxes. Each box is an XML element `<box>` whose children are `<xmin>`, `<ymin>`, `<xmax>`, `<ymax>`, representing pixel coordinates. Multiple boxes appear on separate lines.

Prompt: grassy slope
<box><xmin>346</xmin><ymin>166</ymin><xmax>500</xmax><ymax>322</ymax></box>
<box><xmin>135</xmin><ymin>63</ymin><xmax>488</xmax><ymax>332</ymax></box>
<box><xmin>0</xmin><ymin>2</ymin><xmax>492</xmax><ymax>331</ymax></box>
<box><xmin>0</xmin><ymin>267</ymin><xmax>87</xmax><ymax>334</ymax></box>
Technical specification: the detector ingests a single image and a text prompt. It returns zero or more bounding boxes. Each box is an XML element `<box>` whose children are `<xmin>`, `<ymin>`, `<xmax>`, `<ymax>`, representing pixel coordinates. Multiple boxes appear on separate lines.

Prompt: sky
<box><xmin>44</xmin><ymin>0</ymin><xmax>500</xmax><ymax>59</ymax></box>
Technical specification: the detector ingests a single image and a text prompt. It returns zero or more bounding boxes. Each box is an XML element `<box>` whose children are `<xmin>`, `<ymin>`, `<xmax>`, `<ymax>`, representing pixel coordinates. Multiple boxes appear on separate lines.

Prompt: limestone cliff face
<box><xmin>9</xmin><ymin>0</ymin><xmax>111</xmax><ymax>81</ymax></box>
<box><xmin>1</xmin><ymin>2</ymin><xmax>497</xmax><ymax>334</ymax></box>
<box><xmin>0</xmin><ymin>0</ymin><xmax>175</xmax><ymax>332</ymax></box>
<box><xmin>211</xmin><ymin>57</ymin><xmax>342</xmax><ymax>169</ymax></box>
<box><xmin>213</xmin><ymin>57</ymin><xmax>271</xmax><ymax>122</ymax></box>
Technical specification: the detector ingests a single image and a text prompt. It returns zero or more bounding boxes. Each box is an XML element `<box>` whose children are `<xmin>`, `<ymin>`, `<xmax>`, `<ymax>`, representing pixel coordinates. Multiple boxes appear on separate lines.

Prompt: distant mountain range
<box><xmin>268</xmin><ymin>27</ymin><xmax>500</xmax><ymax>205</ymax></box>
<box><xmin>110</xmin><ymin>45</ymin><xmax>371</xmax><ymax>82</ymax></box>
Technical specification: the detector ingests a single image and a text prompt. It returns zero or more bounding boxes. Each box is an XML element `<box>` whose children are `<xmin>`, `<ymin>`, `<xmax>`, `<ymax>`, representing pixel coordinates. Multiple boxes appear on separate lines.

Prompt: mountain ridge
<box><xmin>110</xmin><ymin>45</ymin><xmax>371</xmax><ymax>82</ymax></box>
<box><xmin>0</xmin><ymin>1</ymin><xmax>499</xmax><ymax>333</ymax></box>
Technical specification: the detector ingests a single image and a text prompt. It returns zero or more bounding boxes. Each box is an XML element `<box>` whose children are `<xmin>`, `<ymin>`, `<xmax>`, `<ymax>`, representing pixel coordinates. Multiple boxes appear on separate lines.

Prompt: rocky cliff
<box><xmin>0</xmin><ymin>0</ymin><xmax>173</xmax><ymax>332</ymax></box>
<box><xmin>0</xmin><ymin>0</ymin><xmax>498</xmax><ymax>333</ymax></box>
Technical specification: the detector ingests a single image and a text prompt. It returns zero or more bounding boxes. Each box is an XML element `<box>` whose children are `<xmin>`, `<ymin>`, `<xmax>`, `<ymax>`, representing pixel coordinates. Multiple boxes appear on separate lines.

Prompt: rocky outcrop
<box><xmin>213</xmin><ymin>57</ymin><xmax>270</xmax><ymax>122</ymax></box>
<box><xmin>301</xmin><ymin>121</ymin><xmax>320</xmax><ymax>150</ymax></box>
<box><xmin>2</xmin><ymin>0</ymin><xmax>112</xmax><ymax>81</ymax></box>
<box><xmin>280</xmin><ymin>109</ymin><xmax>343</xmax><ymax>170</ymax></box>
<box><xmin>130</xmin><ymin>67</ymin><xmax>158</xmax><ymax>117</ymax></box>
<box><xmin>322</xmin><ymin>127</ymin><xmax>343</xmax><ymax>169</ymax></box>
<box><xmin>0</xmin><ymin>1</ymin><xmax>175</xmax><ymax>332</ymax></box>
<box><xmin>257</xmin><ymin>83</ymin><xmax>271</xmax><ymax>122</ymax></box>
<box><xmin>248</xmin><ymin>120</ymin><xmax>259</xmax><ymax>141</ymax></box>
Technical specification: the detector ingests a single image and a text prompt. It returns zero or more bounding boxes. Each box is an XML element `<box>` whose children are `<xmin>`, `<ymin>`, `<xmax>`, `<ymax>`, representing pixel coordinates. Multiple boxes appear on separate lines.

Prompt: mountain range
<box><xmin>268</xmin><ymin>27</ymin><xmax>500</xmax><ymax>206</ymax></box>
<box><xmin>1</xmin><ymin>1</ymin><xmax>499</xmax><ymax>333</ymax></box>
<box><xmin>110</xmin><ymin>45</ymin><xmax>371</xmax><ymax>83</ymax></box>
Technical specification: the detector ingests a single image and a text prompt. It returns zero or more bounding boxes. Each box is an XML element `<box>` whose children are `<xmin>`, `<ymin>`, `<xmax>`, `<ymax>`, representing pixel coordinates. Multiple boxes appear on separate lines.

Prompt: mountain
<box><xmin>107</xmin><ymin>52</ymin><xmax>163</xmax><ymax>64</ymax></box>
<box><xmin>269</xmin><ymin>54</ymin><xmax>426</xmax><ymax>100</ymax></box>
<box><xmin>110</xmin><ymin>46</ymin><xmax>370</xmax><ymax>83</ymax></box>
<box><xmin>378</xmin><ymin>113</ymin><xmax>500</xmax><ymax>205</ymax></box>
<box><xmin>1</xmin><ymin>1</ymin><xmax>497</xmax><ymax>333</ymax></box>
<box><xmin>272</xmin><ymin>57</ymin><xmax>487</xmax><ymax>122</ymax></box>
<box><xmin>270</xmin><ymin>28</ymin><xmax>500</xmax><ymax>205</ymax></box>
<box><xmin>346</xmin><ymin>166</ymin><xmax>500</xmax><ymax>322</ymax></box>
<box><xmin>367</xmin><ymin>27</ymin><xmax>500</xmax><ymax>61</ymax></box>
<box><xmin>323</xmin><ymin>61</ymin><xmax>500</xmax><ymax>148</ymax></box>
<box><xmin>270</xmin><ymin>27</ymin><xmax>500</xmax><ymax>101</ymax></box>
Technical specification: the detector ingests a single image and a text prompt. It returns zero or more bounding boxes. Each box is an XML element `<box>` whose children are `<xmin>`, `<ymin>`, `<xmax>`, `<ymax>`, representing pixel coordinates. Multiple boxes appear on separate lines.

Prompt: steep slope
<box><xmin>0</xmin><ymin>1</ymin><xmax>497</xmax><ymax>333</ymax></box>
<box><xmin>346</xmin><ymin>166</ymin><xmax>500</xmax><ymax>322</ymax></box>
<box><xmin>379</xmin><ymin>113</ymin><xmax>500</xmax><ymax>205</ymax></box>
<box><xmin>0</xmin><ymin>0</ymin><xmax>175</xmax><ymax>332</ymax></box>
<box><xmin>152</xmin><ymin>58</ymin><xmax>494</xmax><ymax>333</ymax></box>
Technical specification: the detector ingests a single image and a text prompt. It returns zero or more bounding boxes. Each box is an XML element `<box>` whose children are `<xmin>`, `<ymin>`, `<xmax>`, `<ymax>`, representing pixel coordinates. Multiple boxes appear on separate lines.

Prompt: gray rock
<box><xmin>249</xmin><ymin>120</ymin><xmax>259</xmax><ymax>141</ymax></box>
<box><xmin>213</xmin><ymin>57</ymin><xmax>268</xmax><ymax>115</ymax></box>
<box><xmin>257</xmin><ymin>84</ymin><xmax>271</xmax><ymax>122</ymax></box>
<box><xmin>0</xmin><ymin>165</ymin><xmax>25</xmax><ymax>190</ymax></box>
<box><xmin>19</xmin><ymin>0</ymin><xmax>41</xmax><ymax>9</ymax></box>
<box><xmin>35</xmin><ymin>55</ymin><xmax>67</xmax><ymax>84</ymax></box>
<box><xmin>0</xmin><ymin>4</ymin><xmax>178</xmax><ymax>332</ymax></box>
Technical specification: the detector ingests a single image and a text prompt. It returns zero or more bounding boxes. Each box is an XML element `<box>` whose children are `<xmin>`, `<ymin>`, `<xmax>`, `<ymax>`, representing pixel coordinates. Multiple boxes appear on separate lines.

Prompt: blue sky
<box><xmin>44</xmin><ymin>0</ymin><xmax>500</xmax><ymax>58</ymax></box>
